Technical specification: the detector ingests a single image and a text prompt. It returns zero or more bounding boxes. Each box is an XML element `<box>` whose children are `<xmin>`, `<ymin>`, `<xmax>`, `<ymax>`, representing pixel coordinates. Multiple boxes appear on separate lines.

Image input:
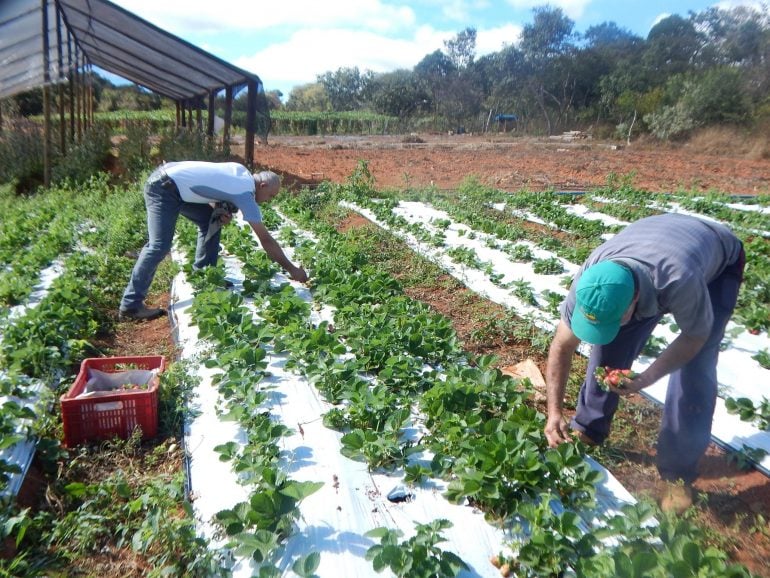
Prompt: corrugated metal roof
<box><xmin>0</xmin><ymin>0</ymin><xmax>263</xmax><ymax>102</ymax></box>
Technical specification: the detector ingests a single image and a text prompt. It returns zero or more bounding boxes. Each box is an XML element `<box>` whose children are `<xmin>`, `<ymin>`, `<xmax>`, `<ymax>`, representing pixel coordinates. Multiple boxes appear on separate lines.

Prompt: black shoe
<box><xmin>119</xmin><ymin>305</ymin><xmax>166</xmax><ymax>321</ymax></box>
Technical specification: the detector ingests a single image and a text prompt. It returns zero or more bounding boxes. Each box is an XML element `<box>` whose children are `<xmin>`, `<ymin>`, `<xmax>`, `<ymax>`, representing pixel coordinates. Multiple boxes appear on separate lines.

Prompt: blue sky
<box><xmin>112</xmin><ymin>0</ymin><xmax>763</xmax><ymax>98</ymax></box>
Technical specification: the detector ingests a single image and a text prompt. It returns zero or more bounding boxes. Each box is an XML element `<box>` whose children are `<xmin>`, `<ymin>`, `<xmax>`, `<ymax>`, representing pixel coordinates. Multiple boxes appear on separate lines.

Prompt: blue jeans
<box><xmin>571</xmin><ymin>249</ymin><xmax>745</xmax><ymax>482</ymax></box>
<box><xmin>120</xmin><ymin>170</ymin><xmax>221</xmax><ymax>311</ymax></box>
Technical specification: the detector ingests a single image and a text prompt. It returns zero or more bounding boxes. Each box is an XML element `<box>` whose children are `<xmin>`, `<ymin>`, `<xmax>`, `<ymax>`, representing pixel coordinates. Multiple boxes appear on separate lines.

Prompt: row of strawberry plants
<box><xmin>0</xmin><ymin>182</ymin><xmax>93</xmax><ymax>307</ymax></box>
<box><xmin>349</xmin><ymin>178</ymin><xmax>770</xmax><ymax>442</ymax></box>
<box><xmin>173</xmin><ymin>222</ymin><xmax>325</xmax><ymax>577</ymax></box>
<box><xmin>272</xmin><ymin>183</ymin><xmax>753</xmax><ymax>577</ymax></box>
<box><xmin>0</xmin><ymin>176</ymin><xmax>221</xmax><ymax>576</ymax></box>
<box><xmin>215</xmin><ymin>215</ymin><xmax>590</xmax><ymax>575</ymax></box>
<box><xmin>394</xmin><ymin>175</ymin><xmax>770</xmax><ymax>338</ymax></box>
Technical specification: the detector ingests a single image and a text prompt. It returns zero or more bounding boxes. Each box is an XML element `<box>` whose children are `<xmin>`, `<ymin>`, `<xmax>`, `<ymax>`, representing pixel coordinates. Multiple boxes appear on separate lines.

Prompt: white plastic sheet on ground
<box><xmin>0</xmin><ymin>260</ymin><xmax>64</xmax><ymax>501</ymax></box>
<box><xmin>172</xmin><ymin>217</ymin><xmax>639</xmax><ymax>577</ymax></box>
<box><xmin>348</xmin><ymin>198</ymin><xmax>770</xmax><ymax>476</ymax></box>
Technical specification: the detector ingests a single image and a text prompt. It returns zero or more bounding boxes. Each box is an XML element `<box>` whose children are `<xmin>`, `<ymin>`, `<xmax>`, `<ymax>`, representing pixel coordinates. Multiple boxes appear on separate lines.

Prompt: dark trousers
<box><xmin>571</xmin><ymin>249</ymin><xmax>745</xmax><ymax>482</ymax></box>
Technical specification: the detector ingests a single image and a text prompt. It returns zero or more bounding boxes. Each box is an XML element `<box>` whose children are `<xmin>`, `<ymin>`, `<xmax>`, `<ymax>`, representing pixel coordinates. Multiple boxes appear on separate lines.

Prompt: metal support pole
<box><xmin>76</xmin><ymin>53</ymin><xmax>83</xmax><ymax>140</ymax></box>
<box><xmin>207</xmin><ymin>90</ymin><xmax>216</xmax><ymax>137</ymax></box>
<box><xmin>223</xmin><ymin>85</ymin><xmax>233</xmax><ymax>152</ymax></box>
<box><xmin>68</xmin><ymin>31</ymin><xmax>75</xmax><ymax>143</ymax></box>
<box><xmin>42</xmin><ymin>0</ymin><xmax>52</xmax><ymax>187</ymax></box>
<box><xmin>56</xmin><ymin>4</ymin><xmax>65</xmax><ymax>153</ymax></box>
<box><xmin>245</xmin><ymin>79</ymin><xmax>257</xmax><ymax>168</ymax></box>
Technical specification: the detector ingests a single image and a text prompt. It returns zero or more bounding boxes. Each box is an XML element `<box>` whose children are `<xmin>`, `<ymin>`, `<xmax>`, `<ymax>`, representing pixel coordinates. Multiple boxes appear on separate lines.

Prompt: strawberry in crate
<box><xmin>594</xmin><ymin>366</ymin><xmax>638</xmax><ymax>392</ymax></box>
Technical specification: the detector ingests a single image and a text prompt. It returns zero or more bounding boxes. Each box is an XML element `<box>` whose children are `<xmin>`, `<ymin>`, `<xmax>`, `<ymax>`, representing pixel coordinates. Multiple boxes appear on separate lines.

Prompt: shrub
<box><xmin>51</xmin><ymin>124</ymin><xmax>113</xmax><ymax>184</ymax></box>
<box><xmin>0</xmin><ymin>119</ymin><xmax>45</xmax><ymax>193</ymax></box>
<box><xmin>116</xmin><ymin>122</ymin><xmax>153</xmax><ymax>178</ymax></box>
<box><xmin>155</xmin><ymin>128</ymin><xmax>229</xmax><ymax>163</ymax></box>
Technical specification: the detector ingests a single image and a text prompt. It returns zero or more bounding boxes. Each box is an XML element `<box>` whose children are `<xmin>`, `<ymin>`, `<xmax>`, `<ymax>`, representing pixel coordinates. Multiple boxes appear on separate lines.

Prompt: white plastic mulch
<box><xmin>172</xmin><ymin>219</ymin><xmax>639</xmax><ymax>577</ymax></box>
<box><xmin>0</xmin><ymin>260</ymin><xmax>64</xmax><ymax>501</ymax></box>
<box><xmin>347</xmin><ymin>199</ymin><xmax>770</xmax><ymax>476</ymax></box>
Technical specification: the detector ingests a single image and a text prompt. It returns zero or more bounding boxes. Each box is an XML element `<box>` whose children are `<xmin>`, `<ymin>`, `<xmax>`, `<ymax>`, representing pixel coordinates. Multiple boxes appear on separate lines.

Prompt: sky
<box><xmin>111</xmin><ymin>0</ymin><xmax>765</xmax><ymax>99</ymax></box>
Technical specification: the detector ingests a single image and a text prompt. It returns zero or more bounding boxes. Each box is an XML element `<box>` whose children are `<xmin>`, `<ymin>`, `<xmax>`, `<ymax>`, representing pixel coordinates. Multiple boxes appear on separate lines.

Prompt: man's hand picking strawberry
<box><xmin>594</xmin><ymin>366</ymin><xmax>639</xmax><ymax>393</ymax></box>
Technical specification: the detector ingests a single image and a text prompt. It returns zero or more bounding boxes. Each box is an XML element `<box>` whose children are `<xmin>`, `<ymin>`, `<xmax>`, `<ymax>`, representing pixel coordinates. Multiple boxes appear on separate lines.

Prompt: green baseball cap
<box><xmin>572</xmin><ymin>261</ymin><xmax>635</xmax><ymax>345</ymax></box>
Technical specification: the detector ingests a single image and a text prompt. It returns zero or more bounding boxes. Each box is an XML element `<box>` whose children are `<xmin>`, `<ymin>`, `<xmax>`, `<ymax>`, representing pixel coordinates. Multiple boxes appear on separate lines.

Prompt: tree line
<box><xmin>281</xmin><ymin>5</ymin><xmax>770</xmax><ymax>139</ymax></box>
<box><xmin>3</xmin><ymin>4</ymin><xmax>768</xmax><ymax>141</ymax></box>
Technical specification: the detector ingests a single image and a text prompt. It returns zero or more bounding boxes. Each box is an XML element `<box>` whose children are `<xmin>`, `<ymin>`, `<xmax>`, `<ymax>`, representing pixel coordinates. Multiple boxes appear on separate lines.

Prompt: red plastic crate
<box><xmin>60</xmin><ymin>355</ymin><xmax>166</xmax><ymax>447</ymax></box>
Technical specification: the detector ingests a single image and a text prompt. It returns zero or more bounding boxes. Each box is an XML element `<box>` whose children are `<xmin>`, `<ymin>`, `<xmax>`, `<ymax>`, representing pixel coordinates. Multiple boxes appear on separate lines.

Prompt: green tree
<box><xmin>475</xmin><ymin>46</ymin><xmax>529</xmax><ymax>125</ymax></box>
<box><xmin>645</xmin><ymin>67</ymin><xmax>750</xmax><ymax>140</ymax></box>
<box><xmin>643</xmin><ymin>15</ymin><xmax>702</xmax><ymax>77</ymax></box>
<box><xmin>520</xmin><ymin>6</ymin><xmax>577</xmax><ymax>62</ymax></box>
<box><xmin>285</xmin><ymin>83</ymin><xmax>331</xmax><ymax>112</ymax></box>
<box><xmin>695</xmin><ymin>5</ymin><xmax>769</xmax><ymax>66</ymax></box>
<box><xmin>367</xmin><ymin>70</ymin><xmax>429</xmax><ymax>117</ymax></box>
<box><xmin>583</xmin><ymin>23</ymin><xmax>646</xmax><ymax>128</ymax></box>
<box><xmin>265</xmin><ymin>90</ymin><xmax>284</xmax><ymax>110</ymax></box>
<box><xmin>317</xmin><ymin>67</ymin><xmax>374</xmax><ymax>111</ymax></box>
<box><xmin>444</xmin><ymin>27</ymin><xmax>477</xmax><ymax>69</ymax></box>
<box><xmin>682</xmin><ymin>67</ymin><xmax>751</xmax><ymax>124</ymax></box>
<box><xmin>414</xmin><ymin>50</ymin><xmax>457</xmax><ymax>127</ymax></box>
<box><xmin>14</xmin><ymin>89</ymin><xmax>44</xmax><ymax>116</ymax></box>
<box><xmin>519</xmin><ymin>6</ymin><xmax>579</xmax><ymax>133</ymax></box>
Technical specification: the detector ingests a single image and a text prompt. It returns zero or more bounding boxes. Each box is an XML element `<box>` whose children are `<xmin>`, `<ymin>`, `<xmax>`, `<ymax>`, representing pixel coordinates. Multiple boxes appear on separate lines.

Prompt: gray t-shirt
<box><xmin>561</xmin><ymin>213</ymin><xmax>742</xmax><ymax>339</ymax></box>
<box><xmin>163</xmin><ymin>161</ymin><xmax>262</xmax><ymax>223</ymax></box>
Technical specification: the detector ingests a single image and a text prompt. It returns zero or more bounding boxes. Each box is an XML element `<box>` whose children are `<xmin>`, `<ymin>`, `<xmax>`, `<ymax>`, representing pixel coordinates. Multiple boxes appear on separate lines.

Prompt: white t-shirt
<box><xmin>163</xmin><ymin>161</ymin><xmax>262</xmax><ymax>223</ymax></box>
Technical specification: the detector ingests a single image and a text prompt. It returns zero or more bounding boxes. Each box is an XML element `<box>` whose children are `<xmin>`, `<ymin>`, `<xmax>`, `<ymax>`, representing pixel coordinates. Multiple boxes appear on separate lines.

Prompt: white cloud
<box><xmin>115</xmin><ymin>0</ymin><xmax>416</xmax><ymax>34</ymax></box>
<box><xmin>650</xmin><ymin>12</ymin><xmax>671</xmax><ymax>29</ymax></box>
<box><xmin>240</xmin><ymin>22</ymin><xmax>523</xmax><ymax>96</ymax></box>
<box><xmin>476</xmin><ymin>24</ymin><xmax>522</xmax><ymax>54</ymax></box>
<box><xmin>504</xmin><ymin>0</ymin><xmax>591</xmax><ymax>19</ymax></box>
<box><xmin>714</xmin><ymin>0</ymin><xmax>766</xmax><ymax>9</ymax></box>
<box><xmin>237</xmin><ymin>25</ymin><xmax>450</xmax><ymax>94</ymax></box>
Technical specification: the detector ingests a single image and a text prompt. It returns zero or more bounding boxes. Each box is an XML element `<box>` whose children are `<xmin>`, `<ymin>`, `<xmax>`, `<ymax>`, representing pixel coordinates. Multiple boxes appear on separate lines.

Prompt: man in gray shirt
<box><xmin>544</xmin><ymin>213</ymin><xmax>744</xmax><ymax>513</ymax></box>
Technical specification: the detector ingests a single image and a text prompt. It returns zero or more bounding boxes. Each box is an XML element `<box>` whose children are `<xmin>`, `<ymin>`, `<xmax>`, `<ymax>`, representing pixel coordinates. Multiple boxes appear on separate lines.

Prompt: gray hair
<box><xmin>254</xmin><ymin>170</ymin><xmax>280</xmax><ymax>189</ymax></box>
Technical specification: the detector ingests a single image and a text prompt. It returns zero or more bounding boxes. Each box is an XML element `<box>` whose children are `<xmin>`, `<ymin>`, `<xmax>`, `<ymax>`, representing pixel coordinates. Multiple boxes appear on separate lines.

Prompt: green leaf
<box><xmin>64</xmin><ymin>482</ymin><xmax>88</xmax><ymax>498</ymax></box>
<box><xmin>631</xmin><ymin>552</ymin><xmax>658</xmax><ymax>577</ymax></box>
<box><xmin>280</xmin><ymin>480</ymin><xmax>324</xmax><ymax>501</ymax></box>
<box><xmin>681</xmin><ymin>540</ymin><xmax>701</xmax><ymax>569</ymax></box>
<box><xmin>0</xmin><ymin>434</ymin><xmax>24</xmax><ymax>450</ymax></box>
<box><xmin>292</xmin><ymin>551</ymin><xmax>321</xmax><ymax>577</ymax></box>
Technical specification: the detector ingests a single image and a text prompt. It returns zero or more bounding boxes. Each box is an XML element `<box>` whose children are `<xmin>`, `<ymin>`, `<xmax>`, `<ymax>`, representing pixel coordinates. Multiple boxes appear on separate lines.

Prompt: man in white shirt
<box><xmin>119</xmin><ymin>161</ymin><xmax>307</xmax><ymax>320</ymax></box>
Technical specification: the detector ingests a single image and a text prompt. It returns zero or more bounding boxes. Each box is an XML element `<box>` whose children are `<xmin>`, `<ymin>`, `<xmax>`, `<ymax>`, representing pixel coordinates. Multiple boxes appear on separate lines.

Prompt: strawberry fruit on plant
<box><xmin>594</xmin><ymin>367</ymin><xmax>638</xmax><ymax>392</ymax></box>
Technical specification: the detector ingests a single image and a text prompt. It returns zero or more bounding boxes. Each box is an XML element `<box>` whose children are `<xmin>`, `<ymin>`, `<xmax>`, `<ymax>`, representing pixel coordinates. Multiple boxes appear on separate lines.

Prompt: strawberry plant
<box><xmin>724</xmin><ymin>396</ymin><xmax>770</xmax><ymax>430</ymax></box>
<box><xmin>752</xmin><ymin>348</ymin><xmax>770</xmax><ymax>370</ymax></box>
<box><xmin>504</xmin><ymin>243</ymin><xmax>534</xmax><ymax>262</ymax></box>
<box><xmin>365</xmin><ymin>519</ymin><xmax>468</xmax><ymax>577</ymax></box>
<box><xmin>510</xmin><ymin>495</ymin><xmax>600</xmax><ymax>577</ymax></box>
<box><xmin>532</xmin><ymin>256</ymin><xmax>564</xmax><ymax>275</ymax></box>
<box><xmin>726</xmin><ymin>444</ymin><xmax>768</xmax><ymax>471</ymax></box>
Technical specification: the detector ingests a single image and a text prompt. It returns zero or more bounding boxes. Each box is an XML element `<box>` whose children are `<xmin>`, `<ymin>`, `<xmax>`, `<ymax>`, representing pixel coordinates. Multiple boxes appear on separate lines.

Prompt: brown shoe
<box><xmin>574</xmin><ymin>430</ymin><xmax>599</xmax><ymax>446</ymax></box>
<box><xmin>659</xmin><ymin>481</ymin><xmax>694</xmax><ymax>515</ymax></box>
<box><xmin>118</xmin><ymin>305</ymin><xmax>166</xmax><ymax>321</ymax></box>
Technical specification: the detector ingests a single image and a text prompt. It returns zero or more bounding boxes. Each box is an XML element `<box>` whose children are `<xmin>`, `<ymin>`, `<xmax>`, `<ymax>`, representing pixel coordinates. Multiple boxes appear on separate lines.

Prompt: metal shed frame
<box><xmin>1</xmin><ymin>0</ymin><xmax>270</xmax><ymax>183</ymax></box>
